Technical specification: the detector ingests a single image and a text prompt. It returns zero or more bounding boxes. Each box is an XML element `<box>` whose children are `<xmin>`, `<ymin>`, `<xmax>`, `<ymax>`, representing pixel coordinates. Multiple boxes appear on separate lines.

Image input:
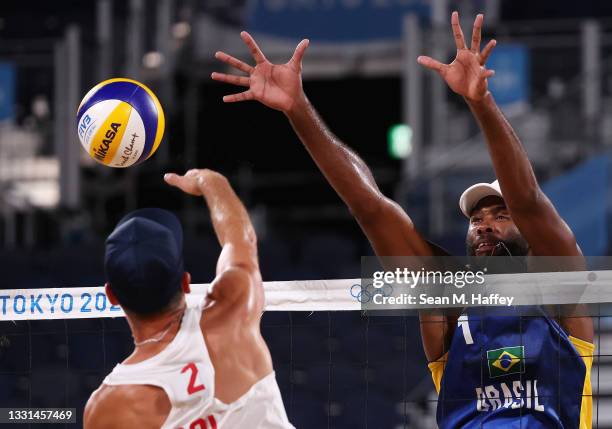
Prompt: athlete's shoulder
<box><xmin>84</xmin><ymin>383</ymin><xmax>169</xmax><ymax>429</ymax></box>
<box><xmin>84</xmin><ymin>384</ymin><xmax>120</xmax><ymax>428</ymax></box>
<box><xmin>208</xmin><ymin>266</ymin><xmax>264</xmax><ymax>317</ymax></box>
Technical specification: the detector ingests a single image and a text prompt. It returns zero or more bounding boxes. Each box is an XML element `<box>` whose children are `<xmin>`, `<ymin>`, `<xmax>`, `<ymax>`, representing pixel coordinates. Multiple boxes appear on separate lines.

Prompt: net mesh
<box><xmin>0</xmin><ymin>282</ymin><xmax>609</xmax><ymax>428</ymax></box>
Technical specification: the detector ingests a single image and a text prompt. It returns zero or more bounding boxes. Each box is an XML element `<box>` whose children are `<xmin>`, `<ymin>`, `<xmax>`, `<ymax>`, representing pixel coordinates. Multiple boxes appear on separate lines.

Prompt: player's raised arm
<box><xmin>419</xmin><ymin>12</ymin><xmax>592</xmax><ymax>342</ymax></box>
<box><xmin>212</xmin><ymin>32</ymin><xmax>433</xmax><ymax>259</ymax></box>
<box><xmin>418</xmin><ymin>12</ymin><xmax>579</xmax><ymax>258</ymax></box>
<box><xmin>212</xmin><ymin>33</ymin><xmax>456</xmax><ymax>363</ymax></box>
<box><xmin>164</xmin><ymin>169</ymin><xmax>263</xmax><ymax>316</ymax></box>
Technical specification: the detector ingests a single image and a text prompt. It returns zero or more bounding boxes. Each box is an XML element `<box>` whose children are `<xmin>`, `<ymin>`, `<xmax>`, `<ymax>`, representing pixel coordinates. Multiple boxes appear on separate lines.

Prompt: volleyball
<box><xmin>76</xmin><ymin>78</ymin><xmax>165</xmax><ymax>168</ymax></box>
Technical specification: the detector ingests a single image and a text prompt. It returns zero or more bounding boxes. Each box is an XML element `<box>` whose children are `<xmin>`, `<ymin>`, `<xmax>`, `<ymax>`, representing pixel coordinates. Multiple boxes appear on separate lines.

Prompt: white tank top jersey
<box><xmin>103</xmin><ymin>295</ymin><xmax>295</xmax><ymax>429</ymax></box>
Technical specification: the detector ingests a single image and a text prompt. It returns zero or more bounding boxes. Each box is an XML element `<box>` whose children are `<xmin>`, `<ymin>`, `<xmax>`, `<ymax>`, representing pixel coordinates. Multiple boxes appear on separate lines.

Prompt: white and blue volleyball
<box><xmin>76</xmin><ymin>78</ymin><xmax>165</xmax><ymax>168</ymax></box>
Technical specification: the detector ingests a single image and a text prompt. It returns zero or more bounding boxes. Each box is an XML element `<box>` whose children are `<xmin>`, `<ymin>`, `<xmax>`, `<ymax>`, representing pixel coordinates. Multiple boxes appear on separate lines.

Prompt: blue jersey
<box><xmin>428</xmin><ymin>306</ymin><xmax>593</xmax><ymax>429</ymax></box>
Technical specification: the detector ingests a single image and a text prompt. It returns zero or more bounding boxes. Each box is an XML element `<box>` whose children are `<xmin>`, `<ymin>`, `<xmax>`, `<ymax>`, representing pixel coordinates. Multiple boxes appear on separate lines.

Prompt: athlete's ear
<box><xmin>105</xmin><ymin>283</ymin><xmax>119</xmax><ymax>305</ymax></box>
<box><xmin>182</xmin><ymin>272</ymin><xmax>191</xmax><ymax>294</ymax></box>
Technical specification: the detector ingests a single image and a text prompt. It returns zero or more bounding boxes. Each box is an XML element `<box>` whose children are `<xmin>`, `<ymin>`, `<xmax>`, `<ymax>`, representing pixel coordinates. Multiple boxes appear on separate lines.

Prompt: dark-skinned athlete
<box><xmin>212</xmin><ymin>12</ymin><xmax>594</xmax><ymax>428</ymax></box>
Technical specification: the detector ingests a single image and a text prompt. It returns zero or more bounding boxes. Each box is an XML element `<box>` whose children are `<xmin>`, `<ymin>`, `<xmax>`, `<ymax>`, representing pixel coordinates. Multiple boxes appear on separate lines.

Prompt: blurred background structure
<box><xmin>1</xmin><ymin>0</ymin><xmax>612</xmax><ymax>427</ymax></box>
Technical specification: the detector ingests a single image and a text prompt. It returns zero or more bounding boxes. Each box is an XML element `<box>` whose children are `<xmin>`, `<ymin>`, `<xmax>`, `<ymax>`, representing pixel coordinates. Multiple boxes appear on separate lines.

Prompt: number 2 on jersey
<box><xmin>181</xmin><ymin>362</ymin><xmax>206</xmax><ymax>394</ymax></box>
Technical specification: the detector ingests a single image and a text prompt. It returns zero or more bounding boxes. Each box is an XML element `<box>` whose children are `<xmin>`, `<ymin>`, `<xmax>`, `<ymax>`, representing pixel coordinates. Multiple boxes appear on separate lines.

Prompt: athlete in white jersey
<box><xmin>84</xmin><ymin>169</ymin><xmax>294</xmax><ymax>429</ymax></box>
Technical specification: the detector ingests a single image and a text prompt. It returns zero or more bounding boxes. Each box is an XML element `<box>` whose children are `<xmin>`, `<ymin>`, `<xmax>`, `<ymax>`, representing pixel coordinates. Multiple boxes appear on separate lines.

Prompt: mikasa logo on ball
<box><xmin>93</xmin><ymin>122</ymin><xmax>122</xmax><ymax>162</ymax></box>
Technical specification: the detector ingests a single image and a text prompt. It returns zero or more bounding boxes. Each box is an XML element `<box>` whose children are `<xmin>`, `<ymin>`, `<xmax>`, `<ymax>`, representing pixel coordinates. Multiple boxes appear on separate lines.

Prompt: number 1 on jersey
<box><xmin>458</xmin><ymin>314</ymin><xmax>474</xmax><ymax>345</ymax></box>
<box><xmin>181</xmin><ymin>362</ymin><xmax>206</xmax><ymax>395</ymax></box>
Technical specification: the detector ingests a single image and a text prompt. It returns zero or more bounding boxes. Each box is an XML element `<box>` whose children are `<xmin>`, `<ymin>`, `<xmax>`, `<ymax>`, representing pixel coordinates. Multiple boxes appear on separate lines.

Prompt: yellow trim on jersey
<box><xmin>427</xmin><ymin>337</ymin><xmax>593</xmax><ymax>429</ymax></box>
<box><xmin>569</xmin><ymin>335</ymin><xmax>594</xmax><ymax>429</ymax></box>
<box><xmin>428</xmin><ymin>352</ymin><xmax>448</xmax><ymax>394</ymax></box>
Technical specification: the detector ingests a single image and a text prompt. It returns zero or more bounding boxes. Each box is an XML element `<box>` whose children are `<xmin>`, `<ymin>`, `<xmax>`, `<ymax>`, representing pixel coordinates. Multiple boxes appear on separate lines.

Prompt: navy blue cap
<box><xmin>105</xmin><ymin>208</ymin><xmax>184</xmax><ymax>314</ymax></box>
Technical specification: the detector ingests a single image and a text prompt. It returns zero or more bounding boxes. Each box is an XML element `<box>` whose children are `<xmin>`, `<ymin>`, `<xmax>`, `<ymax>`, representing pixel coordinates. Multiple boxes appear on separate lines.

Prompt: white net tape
<box><xmin>0</xmin><ymin>279</ymin><xmax>361</xmax><ymax>321</ymax></box>
<box><xmin>1</xmin><ymin>270</ymin><xmax>611</xmax><ymax>321</ymax></box>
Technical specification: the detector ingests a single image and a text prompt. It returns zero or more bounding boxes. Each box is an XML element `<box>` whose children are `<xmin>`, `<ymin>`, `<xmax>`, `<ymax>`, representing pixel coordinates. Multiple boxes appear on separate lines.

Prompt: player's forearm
<box><xmin>285</xmin><ymin>95</ymin><xmax>384</xmax><ymax>218</ymax></box>
<box><xmin>466</xmin><ymin>93</ymin><xmax>542</xmax><ymax>211</ymax></box>
<box><xmin>199</xmin><ymin>173</ymin><xmax>256</xmax><ymax>248</ymax></box>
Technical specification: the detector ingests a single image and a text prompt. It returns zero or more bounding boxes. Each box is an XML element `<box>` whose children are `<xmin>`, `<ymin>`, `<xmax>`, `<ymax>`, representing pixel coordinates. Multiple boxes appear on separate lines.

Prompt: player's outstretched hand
<box><xmin>417</xmin><ymin>12</ymin><xmax>496</xmax><ymax>102</ymax></box>
<box><xmin>164</xmin><ymin>169</ymin><xmax>226</xmax><ymax>196</ymax></box>
<box><xmin>212</xmin><ymin>31</ymin><xmax>309</xmax><ymax>113</ymax></box>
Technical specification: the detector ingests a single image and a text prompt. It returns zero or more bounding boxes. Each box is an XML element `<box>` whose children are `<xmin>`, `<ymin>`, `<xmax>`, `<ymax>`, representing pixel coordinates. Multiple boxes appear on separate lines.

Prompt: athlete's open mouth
<box><xmin>475</xmin><ymin>240</ymin><xmax>500</xmax><ymax>255</ymax></box>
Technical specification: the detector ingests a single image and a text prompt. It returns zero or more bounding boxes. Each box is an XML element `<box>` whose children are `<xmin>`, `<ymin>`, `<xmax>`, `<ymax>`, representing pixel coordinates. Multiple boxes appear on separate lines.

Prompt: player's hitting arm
<box><xmin>164</xmin><ymin>169</ymin><xmax>263</xmax><ymax>317</ymax></box>
<box><xmin>198</xmin><ymin>171</ymin><xmax>258</xmax><ymax>274</ymax></box>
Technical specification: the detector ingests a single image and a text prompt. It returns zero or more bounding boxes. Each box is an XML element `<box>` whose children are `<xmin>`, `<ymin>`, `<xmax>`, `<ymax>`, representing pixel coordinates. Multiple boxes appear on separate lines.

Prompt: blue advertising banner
<box><xmin>0</xmin><ymin>63</ymin><xmax>15</xmax><ymax>121</ymax></box>
<box><xmin>543</xmin><ymin>155</ymin><xmax>608</xmax><ymax>256</ymax></box>
<box><xmin>486</xmin><ymin>44</ymin><xmax>529</xmax><ymax>110</ymax></box>
<box><xmin>246</xmin><ymin>0</ymin><xmax>430</xmax><ymax>42</ymax></box>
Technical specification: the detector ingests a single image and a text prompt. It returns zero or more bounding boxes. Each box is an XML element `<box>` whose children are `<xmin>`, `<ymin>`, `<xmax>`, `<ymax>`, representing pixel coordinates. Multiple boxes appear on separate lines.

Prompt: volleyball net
<box><xmin>1</xmin><ymin>265</ymin><xmax>612</xmax><ymax>428</ymax></box>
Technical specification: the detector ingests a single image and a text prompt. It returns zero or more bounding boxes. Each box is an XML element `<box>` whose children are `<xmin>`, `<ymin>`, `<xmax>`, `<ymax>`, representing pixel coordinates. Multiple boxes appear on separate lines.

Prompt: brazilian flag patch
<box><xmin>487</xmin><ymin>346</ymin><xmax>525</xmax><ymax>378</ymax></box>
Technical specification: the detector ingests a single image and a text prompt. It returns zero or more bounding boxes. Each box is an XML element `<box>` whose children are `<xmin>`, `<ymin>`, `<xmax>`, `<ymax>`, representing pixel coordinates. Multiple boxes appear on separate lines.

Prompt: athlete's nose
<box><xmin>476</xmin><ymin>218</ymin><xmax>494</xmax><ymax>235</ymax></box>
<box><xmin>477</xmin><ymin>225</ymin><xmax>493</xmax><ymax>235</ymax></box>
